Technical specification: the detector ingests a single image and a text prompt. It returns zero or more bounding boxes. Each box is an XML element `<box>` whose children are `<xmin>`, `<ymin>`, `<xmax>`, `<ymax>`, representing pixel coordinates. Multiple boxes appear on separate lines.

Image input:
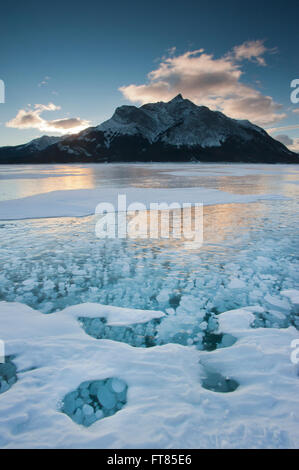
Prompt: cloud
<box><xmin>6</xmin><ymin>103</ymin><xmax>90</xmax><ymax>134</ymax></box>
<box><xmin>48</xmin><ymin>117</ymin><xmax>89</xmax><ymax>130</ymax></box>
<box><xmin>274</xmin><ymin>134</ymin><xmax>294</xmax><ymax>146</ymax></box>
<box><xmin>119</xmin><ymin>42</ymin><xmax>285</xmax><ymax>126</ymax></box>
<box><xmin>267</xmin><ymin>124</ymin><xmax>299</xmax><ymax>133</ymax></box>
<box><xmin>38</xmin><ymin>76</ymin><xmax>51</xmax><ymax>87</ymax></box>
<box><xmin>292</xmin><ymin>108</ymin><xmax>299</xmax><ymax>113</ymax></box>
<box><xmin>271</xmin><ymin>133</ymin><xmax>299</xmax><ymax>153</ymax></box>
<box><xmin>289</xmin><ymin>138</ymin><xmax>299</xmax><ymax>152</ymax></box>
<box><xmin>232</xmin><ymin>40</ymin><xmax>269</xmax><ymax>66</ymax></box>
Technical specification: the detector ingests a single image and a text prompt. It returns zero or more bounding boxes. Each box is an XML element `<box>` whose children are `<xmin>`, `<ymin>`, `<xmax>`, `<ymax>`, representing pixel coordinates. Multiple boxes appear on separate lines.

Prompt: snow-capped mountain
<box><xmin>0</xmin><ymin>135</ymin><xmax>61</xmax><ymax>162</ymax></box>
<box><xmin>0</xmin><ymin>95</ymin><xmax>297</xmax><ymax>163</ymax></box>
<box><xmin>97</xmin><ymin>94</ymin><xmax>265</xmax><ymax>148</ymax></box>
<box><xmin>23</xmin><ymin>135</ymin><xmax>61</xmax><ymax>151</ymax></box>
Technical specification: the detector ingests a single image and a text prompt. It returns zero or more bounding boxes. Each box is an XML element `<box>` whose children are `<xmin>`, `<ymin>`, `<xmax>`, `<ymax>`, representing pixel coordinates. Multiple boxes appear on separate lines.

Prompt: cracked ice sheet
<box><xmin>0</xmin><ymin>301</ymin><xmax>299</xmax><ymax>448</ymax></box>
<box><xmin>0</xmin><ymin>186</ymin><xmax>288</xmax><ymax>220</ymax></box>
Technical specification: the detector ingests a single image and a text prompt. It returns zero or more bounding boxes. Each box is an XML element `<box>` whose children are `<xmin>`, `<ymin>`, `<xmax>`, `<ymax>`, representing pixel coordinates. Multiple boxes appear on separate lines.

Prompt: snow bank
<box><xmin>0</xmin><ymin>301</ymin><xmax>164</xmax><ymax>341</ymax></box>
<box><xmin>0</xmin><ymin>187</ymin><xmax>287</xmax><ymax>220</ymax></box>
<box><xmin>60</xmin><ymin>302</ymin><xmax>165</xmax><ymax>326</ymax></box>
<box><xmin>0</xmin><ymin>300</ymin><xmax>299</xmax><ymax>448</ymax></box>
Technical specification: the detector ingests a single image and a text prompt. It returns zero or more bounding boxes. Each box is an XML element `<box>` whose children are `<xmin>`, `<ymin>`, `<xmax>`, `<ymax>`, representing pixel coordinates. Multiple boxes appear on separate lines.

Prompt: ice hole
<box><xmin>79</xmin><ymin>317</ymin><xmax>160</xmax><ymax>348</ymax></box>
<box><xmin>0</xmin><ymin>356</ymin><xmax>17</xmax><ymax>394</ymax></box>
<box><xmin>79</xmin><ymin>314</ymin><xmax>236</xmax><ymax>351</ymax></box>
<box><xmin>61</xmin><ymin>378</ymin><xmax>128</xmax><ymax>427</ymax></box>
<box><xmin>201</xmin><ymin>368</ymin><xmax>239</xmax><ymax>393</ymax></box>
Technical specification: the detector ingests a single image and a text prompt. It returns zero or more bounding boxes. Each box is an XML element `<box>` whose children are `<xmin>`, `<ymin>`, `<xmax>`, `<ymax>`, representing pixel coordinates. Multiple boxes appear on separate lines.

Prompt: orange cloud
<box><xmin>119</xmin><ymin>43</ymin><xmax>285</xmax><ymax>126</ymax></box>
<box><xmin>6</xmin><ymin>103</ymin><xmax>90</xmax><ymax>134</ymax></box>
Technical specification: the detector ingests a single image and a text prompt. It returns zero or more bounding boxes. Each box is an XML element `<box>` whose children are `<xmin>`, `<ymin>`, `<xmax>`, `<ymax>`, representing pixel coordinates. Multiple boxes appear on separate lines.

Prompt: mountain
<box><xmin>0</xmin><ymin>95</ymin><xmax>297</xmax><ymax>163</ymax></box>
<box><xmin>0</xmin><ymin>135</ymin><xmax>61</xmax><ymax>162</ymax></box>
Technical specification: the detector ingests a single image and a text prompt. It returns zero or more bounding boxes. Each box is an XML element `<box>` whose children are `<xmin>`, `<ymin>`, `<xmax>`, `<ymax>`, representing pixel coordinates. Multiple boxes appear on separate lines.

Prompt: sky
<box><xmin>0</xmin><ymin>0</ymin><xmax>298</xmax><ymax>150</ymax></box>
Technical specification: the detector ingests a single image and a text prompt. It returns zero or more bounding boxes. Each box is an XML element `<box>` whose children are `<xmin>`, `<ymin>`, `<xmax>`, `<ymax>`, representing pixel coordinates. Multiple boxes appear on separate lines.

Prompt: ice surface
<box><xmin>0</xmin><ymin>301</ymin><xmax>299</xmax><ymax>448</ymax></box>
<box><xmin>0</xmin><ymin>186</ymin><xmax>287</xmax><ymax>220</ymax></box>
<box><xmin>0</xmin><ymin>208</ymin><xmax>297</xmax><ymax>331</ymax></box>
<box><xmin>0</xmin><ymin>164</ymin><xmax>298</xmax><ymax>448</ymax></box>
<box><xmin>163</xmin><ymin>166</ymin><xmax>298</xmax><ymax>178</ymax></box>
<box><xmin>281</xmin><ymin>290</ymin><xmax>299</xmax><ymax>314</ymax></box>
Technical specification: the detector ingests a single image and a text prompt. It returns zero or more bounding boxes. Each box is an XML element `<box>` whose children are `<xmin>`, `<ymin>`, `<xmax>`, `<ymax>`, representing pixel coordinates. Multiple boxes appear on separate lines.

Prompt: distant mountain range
<box><xmin>0</xmin><ymin>94</ymin><xmax>298</xmax><ymax>163</ymax></box>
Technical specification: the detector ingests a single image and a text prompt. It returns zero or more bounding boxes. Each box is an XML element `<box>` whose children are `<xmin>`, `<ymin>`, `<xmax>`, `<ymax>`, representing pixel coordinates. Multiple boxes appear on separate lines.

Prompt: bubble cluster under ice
<box><xmin>0</xmin><ymin>357</ymin><xmax>17</xmax><ymax>395</ymax></box>
<box><xmin>61</xmin><ymin>378</ymin><xmax>128</xmax><ymax>427</ymax></box>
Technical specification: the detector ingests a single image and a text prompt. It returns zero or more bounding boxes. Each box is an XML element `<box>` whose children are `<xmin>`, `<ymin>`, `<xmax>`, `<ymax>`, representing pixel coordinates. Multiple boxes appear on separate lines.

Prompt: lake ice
<box><xmin>0</xmin><ymin>163</ymin><xmax>298</xmax><ymax>448</ymax></box>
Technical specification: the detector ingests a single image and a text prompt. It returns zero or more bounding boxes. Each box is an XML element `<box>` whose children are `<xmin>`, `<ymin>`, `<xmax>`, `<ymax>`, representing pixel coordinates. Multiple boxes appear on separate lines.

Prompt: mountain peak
<box><xmin>170</xmin><ymin>93</ymin><xmax>184</xmax><ymax>102</ymax></box>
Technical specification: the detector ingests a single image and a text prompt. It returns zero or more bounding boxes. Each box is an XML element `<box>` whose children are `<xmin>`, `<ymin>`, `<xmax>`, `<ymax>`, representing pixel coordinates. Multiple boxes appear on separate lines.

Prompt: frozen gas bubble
<box><xmin>78</xmin><ymin>316</ymin><xmax>161</xmax><ymax>348</ymax></box>
<box><xmin>82</xmin><ymin>404</ymin><xmax>93</xmax><ymax>416</ymax></box>
<box><xmin>1</xmin><ymin>206</ymin><xmax>298</xmax><ymax>342</ymax></box>
<box><xmin>79</xmin><ymin>310</ymin><xmax>231</xmax><ymax>351</ymax></box>
<box><xmin>110</xmin><ymin>378</ymin><xmax>126</xmax><ymax>393</ymax></box>
<box><xmin>97</xmin><ymin>385</ymin><xmax>117</xmax><ymax>409</ymax></box>
<box><xmin>61</xmin><ymin>378</ymin><xmax>128</xmax><ymax>427</ymax></box>
<box><xmin>95</xmin><ymin>409</ymin><xmax>104</xmax><ymax>419</ymax></box>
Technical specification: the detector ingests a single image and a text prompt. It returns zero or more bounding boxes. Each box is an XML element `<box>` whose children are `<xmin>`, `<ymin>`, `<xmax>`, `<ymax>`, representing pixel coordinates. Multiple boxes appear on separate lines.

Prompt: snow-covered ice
<box><xmin>0</xmin><ymin>163</ymin><xmax>298</xmax><ymax>448</ymax></box>
<box><xmin>0</xmin><ymin>301</ymin><xmax>298</xmax><ymax>448</ymax></box>
<box><xmin>0</xmin><ymin>186</ymin><xmax>287</xmax><ymax>220</ymax></box>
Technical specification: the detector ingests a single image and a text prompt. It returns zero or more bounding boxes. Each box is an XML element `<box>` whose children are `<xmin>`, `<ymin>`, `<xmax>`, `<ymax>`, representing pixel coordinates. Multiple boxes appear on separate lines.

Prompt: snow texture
<box><xmin>0</xmin><ymin>300</ymin><xmax>298</xmax><ymax>448</ymax></box>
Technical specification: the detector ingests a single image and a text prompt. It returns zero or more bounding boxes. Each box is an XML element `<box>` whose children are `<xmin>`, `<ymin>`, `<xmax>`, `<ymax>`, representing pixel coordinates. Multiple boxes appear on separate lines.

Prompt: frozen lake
<box><xmin>0</xmin><ymin>163</ymin><xmax>298</xmax><ymax>448</ymax></box>
<box><xmin>0</xmin><ymin>163</ymin><xmax>298</xmax><ymax>315</ymax></box>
